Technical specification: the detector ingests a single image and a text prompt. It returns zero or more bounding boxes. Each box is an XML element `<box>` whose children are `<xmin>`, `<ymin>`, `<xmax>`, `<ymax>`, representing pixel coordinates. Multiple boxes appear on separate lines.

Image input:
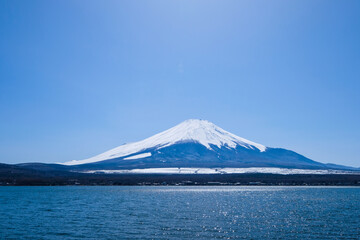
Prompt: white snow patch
<box><xmin>123</xmin><ymin>152</ymin><xmax>151</xmax><ymax>160</ymax></box>
<box><xmin>81</xmin><ymin>167</ymin><xmax>359</xmax><ymax>175</ymax></box>
<box><xmin>62</xmin><ymin>119</ymin><xmax>267</xmax><ymax>165</ymax></box>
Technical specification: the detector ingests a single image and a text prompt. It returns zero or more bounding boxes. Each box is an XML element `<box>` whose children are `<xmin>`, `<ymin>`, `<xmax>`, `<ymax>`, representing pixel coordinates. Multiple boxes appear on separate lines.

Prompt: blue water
<box><xmin>0</xmin><ymin>186</ymin><xmax>359</xmax><ymax>239</ymax></box>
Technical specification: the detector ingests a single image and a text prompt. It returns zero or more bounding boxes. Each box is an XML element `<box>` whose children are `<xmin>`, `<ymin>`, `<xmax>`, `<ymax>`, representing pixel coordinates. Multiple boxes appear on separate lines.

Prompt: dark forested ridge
<box><xmin>1</xmin><ymin>163</ymin><xmax>360</xmax><ymax>186</ymax></box>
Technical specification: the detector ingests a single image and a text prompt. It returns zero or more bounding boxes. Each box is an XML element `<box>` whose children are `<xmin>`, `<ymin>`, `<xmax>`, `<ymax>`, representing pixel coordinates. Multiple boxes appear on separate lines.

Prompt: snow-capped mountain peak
<box><xmin>154</xmin><ymin>119</ymin><xmax>266</xmax><ymax>151</ymax></box>
<box><xmin>62</xmin><ymin>119</ymin><xmax>266</xmax><ymax>165</ymax></box>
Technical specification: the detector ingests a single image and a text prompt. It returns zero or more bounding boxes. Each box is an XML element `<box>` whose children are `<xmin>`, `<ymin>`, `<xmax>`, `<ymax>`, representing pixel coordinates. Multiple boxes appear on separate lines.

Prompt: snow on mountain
<box><xmin>82</xmin><ymin>168</ymin><xmax>357</xmax><ymax>175</ymax></box>
<box><xmin>123</xmin><ymin>152</ymin><xmax>152</xmax><ymax>160</ymax></box>
<box><xmin>62</xmin><ymin>119</ymin><xmax>266</xmax><ymax>165</ymax></box>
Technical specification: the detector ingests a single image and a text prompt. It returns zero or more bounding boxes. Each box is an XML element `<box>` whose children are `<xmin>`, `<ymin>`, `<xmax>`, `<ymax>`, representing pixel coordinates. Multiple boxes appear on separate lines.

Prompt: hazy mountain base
<box><xmin>65</xmin><ymin>143</ymin><xmax>357</xmax><ymax>171</ymax></box>
<box><xmin>2</xmin><ymin>141</ymin><xmax>358</xmax><ymax>186</ymax></box>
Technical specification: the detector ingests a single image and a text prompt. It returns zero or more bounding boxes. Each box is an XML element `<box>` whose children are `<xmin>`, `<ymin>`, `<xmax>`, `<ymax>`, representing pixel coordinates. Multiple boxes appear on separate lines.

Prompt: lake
<box><xmin>0</xmin><ymin>186</ymin><xmax>359</xmax><ymax>239</ymax></box>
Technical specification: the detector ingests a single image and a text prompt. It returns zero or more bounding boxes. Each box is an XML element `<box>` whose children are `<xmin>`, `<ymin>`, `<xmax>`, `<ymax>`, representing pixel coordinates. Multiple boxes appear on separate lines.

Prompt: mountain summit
<box><xmin>61</xmin><ymin>119</ymin><xmax>351</xmax><ymax>172</ymax></box>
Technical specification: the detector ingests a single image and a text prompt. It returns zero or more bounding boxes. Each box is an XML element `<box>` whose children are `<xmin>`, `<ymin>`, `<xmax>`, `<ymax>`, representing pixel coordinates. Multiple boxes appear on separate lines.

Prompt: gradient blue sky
<box><xmin>0</xmin><ymin>0</ymin><xmax>359</xmax><ymax>167</ymax></box>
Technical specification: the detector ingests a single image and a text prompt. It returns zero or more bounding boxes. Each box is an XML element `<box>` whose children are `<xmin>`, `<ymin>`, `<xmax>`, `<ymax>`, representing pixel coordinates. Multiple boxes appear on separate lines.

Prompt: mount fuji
<box><xmin>58</xmin><ymin>119</ymin><xmax>355</xmax><ymax>173</ymax></box>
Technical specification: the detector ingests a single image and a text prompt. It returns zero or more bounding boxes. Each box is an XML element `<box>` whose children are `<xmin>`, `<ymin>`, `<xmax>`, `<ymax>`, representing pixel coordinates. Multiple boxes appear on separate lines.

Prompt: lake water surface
<box><xmin>0</xmin><ymin>186</ymin><xmax>359</xmax><ymax>239</ymax></box>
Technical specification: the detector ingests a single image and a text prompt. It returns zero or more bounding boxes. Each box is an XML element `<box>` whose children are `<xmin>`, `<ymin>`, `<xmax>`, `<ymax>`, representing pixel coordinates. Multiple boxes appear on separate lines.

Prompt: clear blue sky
<box><xmin>0</xmin><ymin>0</ymin><xmax>359</xmax><ymax>167</ymax></box>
